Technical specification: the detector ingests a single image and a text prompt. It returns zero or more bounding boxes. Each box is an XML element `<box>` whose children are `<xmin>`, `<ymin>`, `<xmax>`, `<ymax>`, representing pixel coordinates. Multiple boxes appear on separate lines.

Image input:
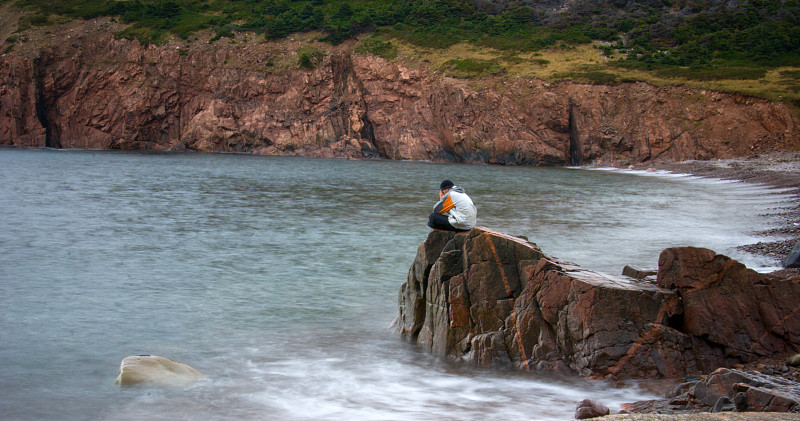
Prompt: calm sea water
<box><xmin>0</xmin><ymin>148</ymin><xmax>792</xmax><ymax>420</ymax></box>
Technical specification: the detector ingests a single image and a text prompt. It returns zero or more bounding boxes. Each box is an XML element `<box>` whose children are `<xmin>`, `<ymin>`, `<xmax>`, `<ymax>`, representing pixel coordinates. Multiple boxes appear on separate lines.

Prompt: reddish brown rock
<box><xmin>395</xmin><ymin>228</ymin><xmax>800</xmax><ymax>380</ymax></box>
<box><xmin>734</xmin><ymin>382</ymin><xmax>800</xmax><ymax>412</ymax></box>
<box><xmin>1</xmin><ymin>24</ymin><xmax>798</xmax><ymax>164</ymax></box>
<box><xmin>622</xmin><ymin>368</ymin><xmax>800</xmax><ymax>414</ymax></box>
<box><xmin>657</xmin><ymin>247</ymin><xmax>800</xmax><ymax>371</ymax></box>
<box><xmin>576</xmin><ymin>399</ymin><xmax>611</xmax><ymax>419</ymax></box>
<box><xmin>395</xmin><ymin>229</ymin><xmax>465</xmax><ymax>342</ymax></box>
<box><xmin>0</xmin><ymin>56</ymin><xmax>45</xmax><ymax>146</ymax></box>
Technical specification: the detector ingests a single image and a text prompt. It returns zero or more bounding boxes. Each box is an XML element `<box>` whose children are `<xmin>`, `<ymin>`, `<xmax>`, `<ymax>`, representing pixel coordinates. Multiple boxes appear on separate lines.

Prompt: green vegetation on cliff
<box><xmin>7</xmin><ymin>0</ymin><xmax>800</xmax><ymax>64</ymax></box>
<box><xmin>3</xmin><ymin>0</ymin><xmax>800</xmax><ymax>105</ymax></box>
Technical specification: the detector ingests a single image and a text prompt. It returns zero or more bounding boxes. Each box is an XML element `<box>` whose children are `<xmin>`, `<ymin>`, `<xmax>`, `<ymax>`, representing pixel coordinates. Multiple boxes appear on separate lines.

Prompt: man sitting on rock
<box><xmin>428</xmin><ymin>179</ymin><xmax>477</xmax><ymax>231</ymax></box>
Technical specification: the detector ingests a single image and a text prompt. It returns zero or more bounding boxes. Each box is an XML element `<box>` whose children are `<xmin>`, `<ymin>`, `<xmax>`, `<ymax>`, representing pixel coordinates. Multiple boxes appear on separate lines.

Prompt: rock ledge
<box><xmin>394</xmin><ymin>227</ymin><xmax>800</xmax><ymax>380</ymax></box>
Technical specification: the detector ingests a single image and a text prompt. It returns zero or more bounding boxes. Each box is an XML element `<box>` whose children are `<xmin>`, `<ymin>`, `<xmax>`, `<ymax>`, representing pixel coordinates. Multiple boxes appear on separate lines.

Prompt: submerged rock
<box><xmin>394</xmin><ymin>227</ymin><xmax>800</xmax><ymax>380</ymax></box>
<box><xmin>113</xmin><ymin>355</ymin><xmax>205</xmax><ymax>387</ymax></box>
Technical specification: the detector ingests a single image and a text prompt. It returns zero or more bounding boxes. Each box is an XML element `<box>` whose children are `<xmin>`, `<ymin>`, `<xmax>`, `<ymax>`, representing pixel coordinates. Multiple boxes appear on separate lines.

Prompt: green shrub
<box><xmin>655</xmin><ymin>66</ymin><xmax>767</xmax><ymax>81</ymax></box>
<box><xmin>581</xmin><ymin>71</ymin><xmax>619</xmax><ymax>84</ymax></box>
<box><xmin>298</xmin><ymin>46</ymin><xmax>325</xmax><ymax>70</ymax></box>
<box><xmin>7</xmin><ymin>0</ymin><xmax>800</xmax><ymax>76</ymax></box>
<box><xmin>29</xmin><ymin>14</ymin><xmax>50</xmax><ymax>26</ymax></box>
<box><xmin>501</xmin><ymin>55</ymin><xmax>524</xmax><ymax>64</ymax></box>
<box><xmin>595</xmin><ymin>45</ymin><xmax>615</xmax><ymax>57</ymax></box>
<box><xmin>554</xmin><ymin>70</ymin><xmax>620</xmax><ymax>85</ymax></box>
<box><xmin>210</xmin><ymin>28</ymin><xmax>234</xmax><ymax>43</ymax></box>
<box><xmin>779</xmin><ymin>70</ymin><xmax>800</xmax><ymax>80</ymax></box>
<box><xmin>440</xmin><ymin>58</ymin><xmax>506</xmax><ymax>78</ymax></box>
<box><xmin>355</xmin><ymin>36</ymin><xmax>397</xmax><ymax>60</ymax></box>
<box><xmin>384</xmin><ymin>26</ymin><xmax>466</xmax><ymax>49</ymax></box>
<box><xmin>16</xmin><ymin>20</ymin><xmax>31</xmax><ymax>32</ymax></box>
<box><xmin>114</xmin><ymin>26</ymin><xmax>167</xmax><ymax>46</ymax></box>
<box><xmin>172</xmin><ymin>14</ymin><xmax>214</xmax><ymax>39</ymax></box>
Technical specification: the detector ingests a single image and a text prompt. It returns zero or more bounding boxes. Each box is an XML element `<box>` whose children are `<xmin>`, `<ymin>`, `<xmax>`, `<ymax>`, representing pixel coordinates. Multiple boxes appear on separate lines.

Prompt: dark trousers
<box><xmin>428</xmin><ymin>212</ymin><xmax>467</xmax><ymax>231</ymax></box>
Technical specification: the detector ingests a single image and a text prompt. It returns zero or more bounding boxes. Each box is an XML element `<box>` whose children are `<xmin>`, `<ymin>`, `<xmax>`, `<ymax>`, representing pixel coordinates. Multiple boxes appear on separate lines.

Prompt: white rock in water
<box><xmin>113</xmin><ymin>355</ymin><xmax>205</xmax><ymax>387</ymax></box>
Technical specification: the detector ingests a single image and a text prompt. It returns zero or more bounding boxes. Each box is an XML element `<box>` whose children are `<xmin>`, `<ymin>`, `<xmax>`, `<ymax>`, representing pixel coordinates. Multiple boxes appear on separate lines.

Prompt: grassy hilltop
<box><xmin>2</xmin><ymin>0</ymin><xmax>800</xmax><ymax>106</ymax></box>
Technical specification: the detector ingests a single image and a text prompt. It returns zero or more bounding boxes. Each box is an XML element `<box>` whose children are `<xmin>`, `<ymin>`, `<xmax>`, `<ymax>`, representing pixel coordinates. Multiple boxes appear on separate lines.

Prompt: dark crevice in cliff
<box><xmin>651</xmin><ymin>142</ymin><xmax>675</xmax><ymax>161</ymax></box>
<box><xmin>328</xmin><ymin>54</ymin><xmax>349</xmax><ymax>138</ymax></box>
<box><xmin>666</xmin><ymin>311</ymin><xmax>685</xmax><ymax>332</ymax></box>
<box><xmin>568</xmin><ymin>100</ymin><xmax>581</xmax><ymax>166</ymax></box>
<box><xmin>359</xmin><ymin>115</ymin><xmax>379</xmax><ymax>157</ymax></box>
<box><xmin>329</xmin><ymin>54</ymin><xmax>384</xmax><ymax>158</ymax></box>
<box><xmin>33</xmin><ymin>56</ymin><xmax>59</xmax><ymax>148</ymax></box>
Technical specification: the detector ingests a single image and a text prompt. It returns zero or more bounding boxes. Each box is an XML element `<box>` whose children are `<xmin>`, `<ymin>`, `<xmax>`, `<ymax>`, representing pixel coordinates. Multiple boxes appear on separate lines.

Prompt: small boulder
<box><xmin>621</xmin><ymin>264</ymin><xmax>657</xmax><ymax>280</ymax></box>
<box><xmin>686</xmin><ymin>368</ymin><xmax>800</xmax><ymax>412</ymax></box>
<box><xmin>733</xmin><ymin>383</ymin><xmax>800</xmax><ymax>412</ymax></box>
<box><xmin>788</xmin><ymin>354</ymin><xmax>800</xmax><ymax>367</ymax></box>
<box><xmin>113</xmin><ymin>355</ymin><xmax>205</xmax><ymax>387</ymax></box>
<box><xmin>712</xmin><ymin>396</ymin><xmax>735</xmax><ymax>412</ymax></box>
<box><xmin>785</xmin><ymin>240</ymin><xmax>800</xmax><ymax>268</ymax></box>
<box><xmin>575</xmin><ymin>399</ymin><xmax>610</xmax><ymax>419</ymax></box>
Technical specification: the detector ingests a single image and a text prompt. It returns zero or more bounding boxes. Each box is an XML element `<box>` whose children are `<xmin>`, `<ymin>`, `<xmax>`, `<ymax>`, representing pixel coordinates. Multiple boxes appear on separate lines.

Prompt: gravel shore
<box><xmin>594</xmin><ymin>153</ymin><xmax>800</xmax><ymax>421</ymax></box>
<box><xmin>633</xmin><ymin>152</ymin><xmax>800</xmax><ymax>270</ymax></box>
<box><xmin>598</xmin><ymin>413</ymin><xmax>800</xmax><ymax>420</ymax></box>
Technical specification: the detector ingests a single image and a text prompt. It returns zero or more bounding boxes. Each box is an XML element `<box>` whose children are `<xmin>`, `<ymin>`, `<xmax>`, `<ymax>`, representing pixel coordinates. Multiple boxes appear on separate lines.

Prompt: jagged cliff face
<box><xmin>1</xmin><ymin>26</ymin><xmax>798</xmax><ymax>165</ymax></box>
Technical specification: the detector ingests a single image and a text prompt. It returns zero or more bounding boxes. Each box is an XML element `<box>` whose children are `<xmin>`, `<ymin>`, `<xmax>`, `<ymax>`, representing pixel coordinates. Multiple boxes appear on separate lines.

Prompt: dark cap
<box><xmin>440</xmin><ymin>180</ymin><xmax>455</xmax><ymax>190</ymax></box>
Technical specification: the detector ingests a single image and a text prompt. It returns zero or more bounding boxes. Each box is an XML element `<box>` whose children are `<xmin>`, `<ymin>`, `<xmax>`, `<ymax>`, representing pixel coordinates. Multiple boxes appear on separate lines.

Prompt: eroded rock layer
<box><xmin>394</xmin><ymin>228</ymin><xmax>800</xmax><ymax>379</ymax></box>
<box><xmin>2</xmin><ymin>27</ymin><xmax>798</xmax><ymax>165</ymax></box>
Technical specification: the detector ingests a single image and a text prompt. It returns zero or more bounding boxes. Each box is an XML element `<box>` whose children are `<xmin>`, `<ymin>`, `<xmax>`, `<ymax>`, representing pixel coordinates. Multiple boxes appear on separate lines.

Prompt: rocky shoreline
<box><xmin>394</xmin><ymin>195</ymin><xmax>800</xmax><ymax>420</ymax></box>
<box><xmin>394</xmin><ymin>227</ymin><xmax>800</xmax><ymax>366</ymax></box>
<box><xmin>592</xmin><ymin>153</ymin><xmax>800</xmax><ymax>420</ymax></box>
<box><xmin>630</xmin><ymin>152</ymin><xmax>800</xmax><ymax>270</ymax></box>
<box><xmin>603</xmin><ymin>153</ymin><xmax>800</xmax><ymax>421</ymax></box>
<box><xmin>599</xmin><ymin>414</ymin><xmax>800</xmax><ymax>420</ymax></box>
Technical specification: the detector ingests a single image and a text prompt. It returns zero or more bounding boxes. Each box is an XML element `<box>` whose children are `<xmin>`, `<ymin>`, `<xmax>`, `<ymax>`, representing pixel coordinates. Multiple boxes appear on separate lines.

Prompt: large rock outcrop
<box><xmin>2</xmin><ymin>21</ymin><xmax>798</xmax><ymax>165</ymax></box>
<box><xmin>394</xmin><ymin>227</ymin><xmax>800</xmax><ymax>379</ymax></box>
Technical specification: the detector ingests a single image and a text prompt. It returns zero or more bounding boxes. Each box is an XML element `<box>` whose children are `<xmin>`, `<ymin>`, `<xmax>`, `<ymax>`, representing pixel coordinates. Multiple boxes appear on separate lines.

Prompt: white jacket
<box><xmin>433</xmin><ymin>186</ymin><xmax>477</xmax><ymax>230</ymax></box>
